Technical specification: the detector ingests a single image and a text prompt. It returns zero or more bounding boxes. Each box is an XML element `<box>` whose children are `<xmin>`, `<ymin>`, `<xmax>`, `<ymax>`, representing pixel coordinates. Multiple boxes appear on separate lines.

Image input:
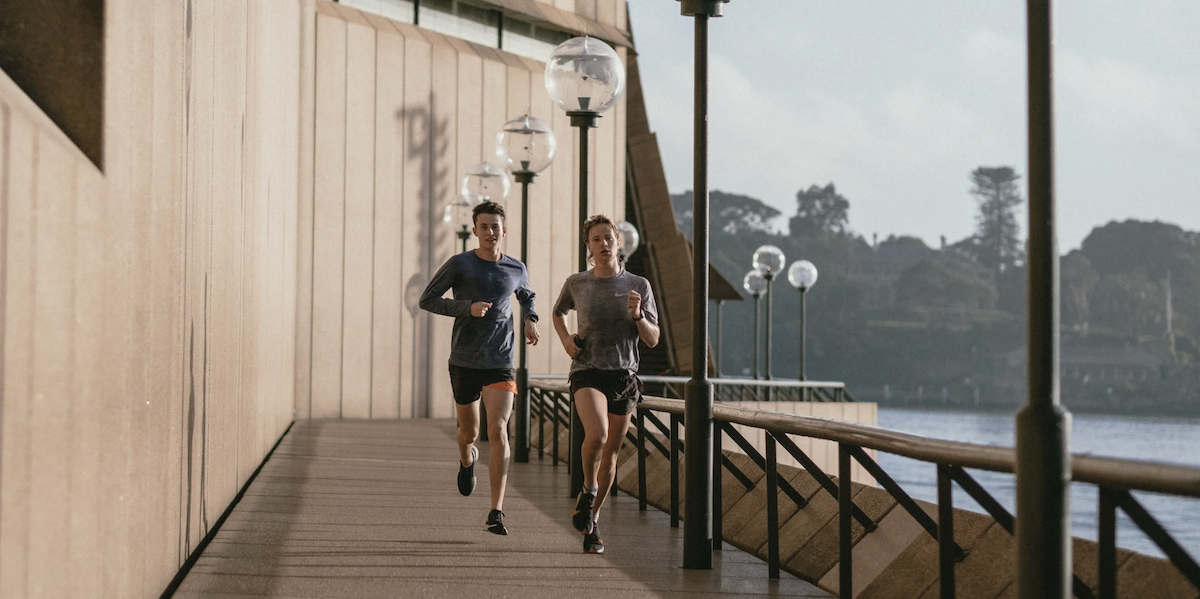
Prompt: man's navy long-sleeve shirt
<box><xmin>419</xmin><ymin>251</ymin><xmax>537</xmax><ymax>369</ymax></box>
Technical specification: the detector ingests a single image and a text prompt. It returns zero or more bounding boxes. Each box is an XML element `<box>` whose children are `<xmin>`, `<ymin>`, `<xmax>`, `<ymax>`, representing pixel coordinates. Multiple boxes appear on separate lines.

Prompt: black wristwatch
<box><xmin>632</xmin><ymin>311</ymin><xmax>644</xmax><ymax>322</ymax></box>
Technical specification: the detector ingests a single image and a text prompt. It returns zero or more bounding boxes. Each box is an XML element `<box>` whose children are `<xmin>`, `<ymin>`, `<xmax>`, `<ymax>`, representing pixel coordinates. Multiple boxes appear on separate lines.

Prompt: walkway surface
<box><xmin>173</xmin><ymin>419</ymin><xmax>831</xmax><ymax>598</ymax></box>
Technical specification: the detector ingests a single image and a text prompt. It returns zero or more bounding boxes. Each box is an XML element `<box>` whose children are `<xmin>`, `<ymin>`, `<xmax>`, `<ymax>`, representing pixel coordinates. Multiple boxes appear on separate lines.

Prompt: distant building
<box><xmin>1005</xmin><ymin>346</ymin><xmax>1164</xmax><ymax>382</ymax></box>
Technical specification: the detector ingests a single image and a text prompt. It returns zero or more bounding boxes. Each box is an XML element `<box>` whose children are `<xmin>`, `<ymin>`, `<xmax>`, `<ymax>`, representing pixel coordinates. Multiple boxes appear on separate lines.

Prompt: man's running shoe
<box><xmin>583</xmin><ymin>524</ymin><xmax>604</xmax><ymax>554</ymax></box>
<box><xmin>458</xmin><ymin>445</ymin><xmax>478</xmax><ymax>496</ymax></box>
<box><xmin>572</xmin><ymin>492</ymin><xmax>595</xmax><ymax>534</ymax></box>
<box><xmin>486</xmin><ymin>509</ymin><xmax>508</xmax><ymax>535</ymax></box>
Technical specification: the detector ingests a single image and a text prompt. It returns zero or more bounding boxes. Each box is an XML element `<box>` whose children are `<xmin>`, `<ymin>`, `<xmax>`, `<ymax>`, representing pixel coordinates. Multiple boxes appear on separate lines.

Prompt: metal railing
<box><xmin>531</xmin><ymin>373</ymin><xmax>857</xmax><ymax>403</ymax></box>
<box><xmin>528</xmin><ymin>380</ymin><xmax>1200</xmax><ymax>598</ymax></box>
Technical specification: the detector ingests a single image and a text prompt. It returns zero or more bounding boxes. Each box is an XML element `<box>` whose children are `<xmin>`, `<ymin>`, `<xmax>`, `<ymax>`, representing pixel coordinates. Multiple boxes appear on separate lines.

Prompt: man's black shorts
<box><xmin>448</xmin><ymin>365</ymin><xmax>516</xmax><ymax>405</ymax></box>
<box><xmin>569</xmin><ymin>369</ymin><xmax>644</xmax><ymax>415</ymax></box>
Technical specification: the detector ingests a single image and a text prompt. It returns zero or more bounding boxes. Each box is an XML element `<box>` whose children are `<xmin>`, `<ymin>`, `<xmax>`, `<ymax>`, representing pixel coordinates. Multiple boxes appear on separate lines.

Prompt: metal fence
<box><xmin>531</xmin><ymin>373</ymin><xmax>857</xmax><ymax>403</ymax></box>
<box><xmin>529</xmin><ymin>380</ymin><xmax>1200</xmax><ymax>599</ymax></box>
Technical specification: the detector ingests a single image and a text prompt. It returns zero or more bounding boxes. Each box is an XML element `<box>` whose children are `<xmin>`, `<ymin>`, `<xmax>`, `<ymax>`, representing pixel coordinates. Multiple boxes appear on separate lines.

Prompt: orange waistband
<box><xmin>486</xmin><ymin>380</ymin><xmax>518</xmax><ymax>394</ymax></box>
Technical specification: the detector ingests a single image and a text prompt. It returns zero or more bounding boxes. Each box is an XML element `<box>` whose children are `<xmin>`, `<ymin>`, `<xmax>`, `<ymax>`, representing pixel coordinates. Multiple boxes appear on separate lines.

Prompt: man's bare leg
<box><xmin>456</xmin><ymin>401</ymin><xmax>480</xmax><ymax>466</ymax></box>
<box><xmin>481</xmin><ymin>387</ymin><xmax>514</xmax><ymax>511</ymax></box>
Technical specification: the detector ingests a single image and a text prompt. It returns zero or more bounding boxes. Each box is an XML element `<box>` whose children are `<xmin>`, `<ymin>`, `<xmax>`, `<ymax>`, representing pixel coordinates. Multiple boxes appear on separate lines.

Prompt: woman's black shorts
<box><xmin>569</xmin><ymin>369</ymin><xmax>644</xmax><ymax>415</ymax></box>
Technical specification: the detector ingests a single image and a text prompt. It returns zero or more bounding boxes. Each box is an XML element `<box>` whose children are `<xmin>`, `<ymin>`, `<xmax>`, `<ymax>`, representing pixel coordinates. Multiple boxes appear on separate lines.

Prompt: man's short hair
<box><xmin>473</xmin><ymin>201</ymin><xmax>506</xmax><ymax>225</ymax></box>
<box><xmin>582</xmin><ymin>213</ymin><xmax>618</xmax><ymax>244</ymax></box>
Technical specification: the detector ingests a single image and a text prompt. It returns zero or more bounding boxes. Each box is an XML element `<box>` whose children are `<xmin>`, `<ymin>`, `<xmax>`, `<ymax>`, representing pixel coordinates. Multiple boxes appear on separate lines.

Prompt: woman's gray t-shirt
<box><xmin>553</xmin><ymin>269</ymin><xmax>659</xmax><ymax>374</ymax></box>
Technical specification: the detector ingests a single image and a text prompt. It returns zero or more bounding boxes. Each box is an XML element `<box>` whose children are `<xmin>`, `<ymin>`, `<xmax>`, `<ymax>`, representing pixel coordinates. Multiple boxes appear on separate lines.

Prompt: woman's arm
<box><xmin>553</xmin><ymin>312</ymin><xmax>581</xmax><ymax>358</ymax></box>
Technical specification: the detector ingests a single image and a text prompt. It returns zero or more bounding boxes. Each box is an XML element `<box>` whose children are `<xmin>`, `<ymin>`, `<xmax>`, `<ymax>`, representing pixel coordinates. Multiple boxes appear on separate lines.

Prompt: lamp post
<box><xmin>787</xmin><ymin>260</ymin><xmax>818</xmax><ymax>382</ymax></box>
<box><xmin>497</xmin><ymin>114</ymin><xmax>556</xmax><ymax>464</ymax></box>
<box><xmin>743</xmin><ymin>270</ymin><xmax>766</xmax><ymax>379</ymax></box>
<box><xmin>616</xmin><ymin>220</ymin><xmax>640</xmax><ymax>265</ymax></box>
<box><xmin>752</xmin><ymin>245</ymin><xmax>785</xmax><ymax>380</ymax></box>
<box><xmin>546</xmin><ymin>35</ymin><xmax>625</xmax><ymax>497</ymax></box>
<box><xmin>1017</xmin><ymin>1</ymin><xmax>1071</xmax><ymax>596</ymax></box>
<box><xmin>443</xmin><ymin>196</ymin><xmax>475</xmax><ymax>253</ymax></box>
<box><xmin>679</xmin><ymin>0</ymin><xmax>729</xmax><ymax>569</ymax></box>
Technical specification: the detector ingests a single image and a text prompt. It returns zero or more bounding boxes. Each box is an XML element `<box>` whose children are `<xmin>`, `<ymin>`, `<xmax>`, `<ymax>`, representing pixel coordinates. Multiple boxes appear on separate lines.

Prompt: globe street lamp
<box><xmin>616</xmin><ymin>220</ymin><xmax>640</xmax><ymax>265</ymax></box>
<box><xmin>753</xmin><ymin>245</ymin><xmax>785</xmax><ymax>380</ymax></box>
<box><xmin>454</xmin><ymin>162</ymin><xmax>511</xmax><ymax>252</ymax></box>
<box><xmin>787</xmin><ymin>260</ymin><xmax>818</xmax><ymax>382</ymax></box>
<box><xmin>743</xmin><ymin>270</ymin><xmax>767</xmax><ymax>380</ymax></box>
<box><xmin>546</xmin><ymin>35</ymin><xmax>625</xmax><ymax>497</ymax></box>
<box><xmin>443</xmin><ymin>196</ymin><xmax>475</xmax><ymax>253</ymax></box>
<box><xmin>497</xmin><ymin>114</ymin><xmax>556</xmax><ymax>464</ymax></box>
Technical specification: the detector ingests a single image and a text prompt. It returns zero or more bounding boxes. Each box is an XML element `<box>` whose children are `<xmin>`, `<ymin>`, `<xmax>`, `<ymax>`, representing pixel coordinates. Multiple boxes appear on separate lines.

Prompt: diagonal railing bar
<box><xmin>948</xmin><ymin>466</ymin><xmax>1015</xmax><ymax>533</ymax></box>
<box><xmin>641</xmin><ymin>425</ymin><xmax>670</xmax><ymax>460</ymax></box>
<box><xmin>643</xmin><ymin>409</ymin><xmax>673</xmax><ymax>439</ymax></box>
<box><xmin>1114</xmin><ymin>489</ymin><xmax>1200</xmax><ymax>590</ymax></box>
<box><xmin>722</xmin><ymin>454</ymin><xmax>757</xmax><ymax>491</ymax></box>
<box><xmin>849</xmin><ymin>446</ymin><xmax>963</xmax><ymax>559</ymax></box>
<box><xmin>720</xmin><ymin>423</ymin><xmax>808</xmax><ymax>509</ymax></box>
<box><xmin>773</xmin><ymin>431</ymin><xmax>877</xmax><ymax>528</ymax></box>
<box><xmin>950</xmin><ymin>467</ymin><xmax>1093</xmax><ymax>598</ymax></box>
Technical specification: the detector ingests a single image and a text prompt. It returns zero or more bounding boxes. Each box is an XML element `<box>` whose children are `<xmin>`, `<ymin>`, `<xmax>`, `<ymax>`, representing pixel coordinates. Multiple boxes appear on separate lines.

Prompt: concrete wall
<box><xmin>1</xmin><ymin>0</ymin><xmax>628</xmax><ymax>595</ymax></box>
<box><xmin>0</xmin><ymin>1</ymin><xmax>302</xmax><ymax>596</ymax></box>
<box><xmin>294</xmin><ymin>2</ymin><xmax>628</xmax><ymax>420</ymax></box>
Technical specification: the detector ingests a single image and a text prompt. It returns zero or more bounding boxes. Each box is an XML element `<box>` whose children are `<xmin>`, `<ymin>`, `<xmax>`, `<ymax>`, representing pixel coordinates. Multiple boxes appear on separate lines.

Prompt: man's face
<box><xmin>473</xmin><ymin>213</ymin><xmax>505</xmax><ymax>250</ymax></box>
<box><xmin>587</xmin><ymin>224</ymin><xmax>618</xmax><ymax>262</ymax></box>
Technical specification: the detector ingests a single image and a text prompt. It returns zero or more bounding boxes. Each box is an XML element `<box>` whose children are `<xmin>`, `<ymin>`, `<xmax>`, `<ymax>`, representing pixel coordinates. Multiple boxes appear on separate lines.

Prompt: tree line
<box><xmin>670</xmin><ymin>168</ymin><xmax>1200</xmax><ymax>413</ymax></box>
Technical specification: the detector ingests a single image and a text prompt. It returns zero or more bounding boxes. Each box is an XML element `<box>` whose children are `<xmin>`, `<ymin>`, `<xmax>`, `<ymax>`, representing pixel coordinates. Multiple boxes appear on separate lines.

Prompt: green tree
<box><xmin>895</xmin><ymin>259</ymin><xmax>996</xmax><ymax>311</ymax></box>
<box><xmin>672</xmin><ymin>190</ymin><xmax>781</xmax><ymax>236</ymax></box>
<box><xmin>789</xmin><ymin>183</ymin><xmax>849</xmax><ymax>238</ymax></box>
<box><xmin>1061</xmin><ymin>250</ymin><xmax>1098</xmax><ymax>331</ymax></box>
<box><xmin>968</xmin><ymin>166</ymin><xmax>1024</xmax><ymax>273</ymax></box>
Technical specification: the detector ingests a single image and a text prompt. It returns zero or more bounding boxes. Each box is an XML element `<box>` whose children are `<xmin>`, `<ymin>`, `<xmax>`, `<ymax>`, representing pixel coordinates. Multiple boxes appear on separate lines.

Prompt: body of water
<box><xmin>876</xmin><ymin>407</ymin><xmax>1200</xmax><ymax>560</ymax></box>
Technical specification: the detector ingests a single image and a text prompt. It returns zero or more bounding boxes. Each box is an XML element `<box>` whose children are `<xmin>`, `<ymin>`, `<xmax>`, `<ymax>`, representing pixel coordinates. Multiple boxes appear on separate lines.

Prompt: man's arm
<box><xmin>515</xmin><ymin>267</ymin><xmax>538</xmax><ymax>323</ymax></box>
<box><xmin>419</xmin><ymin>259</ymin><xmax>471</xmax><ymax>317</ymax></box>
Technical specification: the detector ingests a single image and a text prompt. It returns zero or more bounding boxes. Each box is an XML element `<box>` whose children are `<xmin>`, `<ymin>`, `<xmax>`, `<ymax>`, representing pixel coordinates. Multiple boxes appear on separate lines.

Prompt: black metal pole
<box><xmin>566</xmin><ymin>112</ymin><xmax>598</xmax><ymax>497</ymax></box>
<box><xmin>799</xmin><ymin>288</ymin><xmax>807</xmax><ymax>381</ymax></box>
<box><xmin>764</xmin><ymin>274</ymin><xmax>774</xmax><ymax>380</ymax></box>
<box><xmin>1016</xmin><ymin>1</ymin><xmax>1071</xmax><ymax>597</ymax></box>
<box><xmin>514</xmin><ymin>172</ymin><xmax>534</xmax><ymax>463</ymax></box>
<box><xmin>714</xmin><ymin>300</ymin><xmax>723</xmax><ymax>377</ymax></box>
<box><xmin>752</xmin><ymin>293</ymin><xmax>760</xmax><ymax>380</ymax></box>
<box><xmin>679</xmin><ymin>0</ymin><xmax>726</xmax><ymax>570</ymax></box>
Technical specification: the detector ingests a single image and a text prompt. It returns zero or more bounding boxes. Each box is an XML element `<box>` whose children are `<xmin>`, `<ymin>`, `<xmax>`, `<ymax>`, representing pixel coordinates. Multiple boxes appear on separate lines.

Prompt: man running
<box><xmin>420</xmin><ymin>200</ymin><xmax>539</xmax><ymax>536</ymax></box>
<box><xmin>553</xmin><ymin>214</ymin><xmax>660</xmax><ymax>553</ymax></box>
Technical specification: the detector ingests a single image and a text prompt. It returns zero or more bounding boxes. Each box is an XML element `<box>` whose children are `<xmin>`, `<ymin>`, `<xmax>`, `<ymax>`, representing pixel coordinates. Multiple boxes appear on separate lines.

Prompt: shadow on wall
<box><xmin>401</xmin><ymin>99</ymin><xmax>451</xmax><ymax>418</ymax></box>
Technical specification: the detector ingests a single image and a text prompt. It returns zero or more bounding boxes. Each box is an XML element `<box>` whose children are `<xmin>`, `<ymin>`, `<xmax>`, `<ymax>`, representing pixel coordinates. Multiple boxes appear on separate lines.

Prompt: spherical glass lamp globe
<box><xmin>617</xmin><ymin>221</ymin><xmax>640</xmax><ymax>257</ymax></box>
<box><xmin>443</xmin><ymin>196</ymin><xmax>473</xmax><ymax>228</ymax></box>
<box><xmin>743</xmin><ymin>270</ymin><xmax>767</xmax><ymax>297</ymax></box>
<box><xmin>496</xmin><ymin>115</ymin><xmax>557</xmax><ymax>174</ymax></box>
<box><xmin>752</xmin><ymin>245</ymin><xmax>786</xmax><ymax>278</ymax></box>
<box><xmin>461</xmin><ymin>162</ymin><xmax>511</xmax><ymax>203</ymax></box>
<box><xmin>545</xmin><ymin>36</ymin><xmax>626</xmax><ymax>114</ymax></box>
<box><xmin>787</xmin><ymin>260</ymin><xmax>819</xmax><ymax>290</ymax></box>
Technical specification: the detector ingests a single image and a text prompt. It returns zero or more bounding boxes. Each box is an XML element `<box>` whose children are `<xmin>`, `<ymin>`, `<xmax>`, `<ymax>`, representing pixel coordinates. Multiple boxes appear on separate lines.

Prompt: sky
<box><xmin>625</xmin><ymin>0</ymin><xmax>1200</xmax><ymax>252</ymax></box>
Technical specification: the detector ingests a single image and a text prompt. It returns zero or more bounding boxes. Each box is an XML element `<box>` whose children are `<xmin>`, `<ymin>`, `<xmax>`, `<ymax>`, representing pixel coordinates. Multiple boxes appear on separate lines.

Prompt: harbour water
<box><xmin>876</xmin><ymin>407</ymin><xmax>1200</xmax><ymax>560</ymax></box>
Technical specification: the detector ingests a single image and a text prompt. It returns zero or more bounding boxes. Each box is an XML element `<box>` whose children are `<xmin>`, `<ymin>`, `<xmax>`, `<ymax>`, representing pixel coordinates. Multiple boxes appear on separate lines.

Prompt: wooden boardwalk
<box><xmin>172</xmin><ymin>419</ymin><xmax>830</xmax><ymax>598</ymax></box>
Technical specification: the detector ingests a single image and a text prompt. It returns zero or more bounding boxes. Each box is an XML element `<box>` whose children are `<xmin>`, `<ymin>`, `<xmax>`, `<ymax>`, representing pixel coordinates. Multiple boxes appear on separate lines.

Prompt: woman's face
<box><xmin>586</xmin><ymin>224</ymin><xmax>619</xmax><ymax>264</ymax></box>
